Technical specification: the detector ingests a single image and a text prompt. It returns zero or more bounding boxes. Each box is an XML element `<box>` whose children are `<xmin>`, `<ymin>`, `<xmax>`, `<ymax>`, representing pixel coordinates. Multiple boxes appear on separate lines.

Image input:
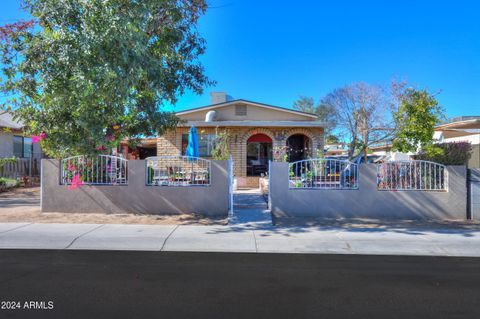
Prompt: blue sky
<box><xmin>2</xmin><ymin>0</ymin><xmax>479</xmax><ymax>117</ymax></box>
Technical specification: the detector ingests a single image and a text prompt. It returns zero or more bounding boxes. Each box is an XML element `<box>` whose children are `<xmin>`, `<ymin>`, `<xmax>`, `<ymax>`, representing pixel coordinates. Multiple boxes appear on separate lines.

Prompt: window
<box><xmin>181</xmin><ymin>134</ymin><xmax>217</xmax><ymax>157</ymax></box>
<box><xmin>13</xmin><ymin>135</ymin><xmax>33</xmax><ymax>158</ymax></box>
<box><xmin>13</xmin><ymin>135</ymin><xmax>23</xmax><ymax>157</ymax></box>
<box><xmin>23</xmin><ymin>137</ymin><xmax>32</xmax><ymax>158</ymax></box>
<box><xmin>235</xmin><ymin>104</ymin><xmax>247</xmax><ymax>116</ymax></box>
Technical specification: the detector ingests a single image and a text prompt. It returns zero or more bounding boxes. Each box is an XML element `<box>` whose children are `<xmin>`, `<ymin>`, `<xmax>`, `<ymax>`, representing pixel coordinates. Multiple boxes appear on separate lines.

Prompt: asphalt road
<box><xmin>0</xmin><ymin>250</ymin><xmax>479</xmax><ymax>319</ymax></box>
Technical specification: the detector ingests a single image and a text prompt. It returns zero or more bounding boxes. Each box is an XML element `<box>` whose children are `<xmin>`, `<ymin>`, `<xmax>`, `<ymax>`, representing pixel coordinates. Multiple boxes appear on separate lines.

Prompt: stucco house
<box><xmin>121</xmin><ymin>92</ymin><xmax>325</xmax><ymax>188</ymax></box>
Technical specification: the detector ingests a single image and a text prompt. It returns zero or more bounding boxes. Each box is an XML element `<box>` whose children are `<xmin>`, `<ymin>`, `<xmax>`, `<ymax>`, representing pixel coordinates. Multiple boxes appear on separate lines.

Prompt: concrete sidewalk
<box><xmin>0</xmin><ymin>222</ymin><xmax>480</xmax><ymax>257</ymax></box>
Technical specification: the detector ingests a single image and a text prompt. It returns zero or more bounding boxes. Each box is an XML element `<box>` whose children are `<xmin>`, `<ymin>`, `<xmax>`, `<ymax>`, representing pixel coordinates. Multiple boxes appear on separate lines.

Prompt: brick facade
<box><xmin>156</xmin><ymin>130</ymin><xmax>179</xmax><ymax>156</ymax></box>
<box><xmin>156</xmin><ymin>126</ymin><xmax>324</xmax><ymax>182</ymax></box>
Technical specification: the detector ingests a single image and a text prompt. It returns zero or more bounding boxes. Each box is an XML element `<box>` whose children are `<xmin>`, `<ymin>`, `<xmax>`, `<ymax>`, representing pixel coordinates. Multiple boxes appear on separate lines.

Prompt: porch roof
<box><xmin>177</xmin><ymin>120</ymin><xmax>326</xmax><ymax>128</ymax></box>
<box><xmin>0</xmin><ymin>111</ymin><xmax>23</xmax><ymax>130</ymax></box>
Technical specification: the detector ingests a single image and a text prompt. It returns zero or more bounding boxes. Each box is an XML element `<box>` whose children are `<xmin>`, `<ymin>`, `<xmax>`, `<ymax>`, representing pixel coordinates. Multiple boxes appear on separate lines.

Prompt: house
<box><xmin>324</xmin><ymin>143</ymin><xmax>348</xmax><ymax>157</ymax></box>
<box><xmin>121</xmin><ymin>92</ymin><xmax>326</xmax><ymax>188</ymax></box>
<box><xmin>0</xmin><ymin>111</ymin><xmax>42</xmax><ymax>159</ymax></box>
<box><xmin>367</xmin><ymin>142</ymin><xmax>411</xmax><ymax>161</ymax></box>
<box><xmin>0</xmin><ymin>111</ymin><xmax>43</xmax><ymax>178</ymax></box>
<box><xmin>434</xmin><ymin>116</ymin><xmax>480</xmax><ymax>168</ymax></box>
<box><xmin>364</xmin><ymin>116</ymin><xmax>480</xmax><ymax>167</ymax></box>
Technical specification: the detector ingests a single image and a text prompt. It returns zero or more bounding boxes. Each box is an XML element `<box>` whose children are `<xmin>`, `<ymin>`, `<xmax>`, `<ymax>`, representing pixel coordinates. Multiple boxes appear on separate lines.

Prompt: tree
<box><xmin>321</xmin><ymin>82</ymin><xmax>394</xmax><ymax>159</ymax></box>
<box><xmin>316</xmin><ymin>103</ymin><xmax>337</xmax><ymax>133</ymax></box>
<box><xmin>211</xmin><ymin>129</ymin><xmax>231</xmax><ymax>160</ymax></box>
<box><xmin>293</xmin><ymin>96</ymin><xmax>337</xmax><ymax>135</ymax></box>
<box><xmin>325</xmin><ymin>134</ymin><xmax>339</xmax><ymax>144</ymax></box>
<box><xmin>0</xmin><ymin>0</ymin><xmax>212</xmax><ymax>158</ymax></box>
<box><xmin>293</xmin><ymin>96</ymin><xmax>315</xmax><ymax>113</ymax></box>
<box><xmin>392</xmin><ymin>88</ymin><xmax>445</xmax><ymax>155</ymax></box>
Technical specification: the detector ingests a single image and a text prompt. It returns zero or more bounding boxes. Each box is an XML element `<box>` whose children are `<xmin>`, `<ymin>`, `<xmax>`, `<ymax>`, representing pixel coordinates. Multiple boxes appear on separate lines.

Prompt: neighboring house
<box><xmin>368</xmin><ymin>143</ymin><xmax>411</xmax><ymax>161</ymax></box>
<box><xmin>366</xmin><ymin>116</ymin><xmax>480</xmax><ymax>167</ymax></box>
<box><xmin>0</xmin><ymin>111</ymin><xmax>42</xmax><ymax>158</ymax></box>
<box><xmin>434</xmin><ymin>116</ymin><xmax>480</xmax><ymax>168</ymax></box>
<box><xmin>121</xmin><ymin>92</ymin><xmax>325</xmax><ymax>188</ymax></box>
<box><xmin>369</xmin><ymin>142</ymin><xmax>392</xmax><ymax>157</ymax></box>
<box><xmin>0</xmin><ymin>111</ymin><xmax>43</xmax><ymax>177</ymax></box>
<box><xmin>324</xmin><ymin>143</ymin><xmax>348</xmax><ymax>157</ymax></box>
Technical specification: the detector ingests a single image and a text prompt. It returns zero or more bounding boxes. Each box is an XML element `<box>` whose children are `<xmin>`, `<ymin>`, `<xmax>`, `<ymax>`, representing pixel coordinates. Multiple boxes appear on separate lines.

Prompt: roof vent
<box><xmin>205</xmin><ymin>110</ymin><xmax>217</xmax><ymax>122</ymax></box>
<box><xmin>235</xmin><ymin>104</ymin><xmax>247</xmax><ymax>116</ymax></box>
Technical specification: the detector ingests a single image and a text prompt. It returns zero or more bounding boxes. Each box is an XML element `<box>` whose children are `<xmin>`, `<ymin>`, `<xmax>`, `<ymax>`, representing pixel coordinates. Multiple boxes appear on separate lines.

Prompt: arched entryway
<box><xmin>287</xmin><ymin>134</ymin><xmax>311</xmax><ymax>162</ymax></box>
<box><xmin>246</xmin><ymin>133</ymin><xmax>272</xmax><ymax>176</ymax></box>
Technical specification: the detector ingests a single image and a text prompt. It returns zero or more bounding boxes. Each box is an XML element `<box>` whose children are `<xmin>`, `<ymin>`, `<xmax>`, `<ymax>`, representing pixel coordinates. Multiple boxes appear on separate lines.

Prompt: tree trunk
<box><xmin>348</xmin><ymin>139</ymin><xmax>356</xmax><ymax>159</ymax></box>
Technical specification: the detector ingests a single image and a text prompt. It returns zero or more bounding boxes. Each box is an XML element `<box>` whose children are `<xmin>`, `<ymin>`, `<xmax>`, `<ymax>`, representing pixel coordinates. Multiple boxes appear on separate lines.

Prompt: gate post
<box><xmin>468</xmin><ymin>169</ymin><xmax>480</xmax><ymax>220</ymax></box>
<box><xmin>228</xmin><ymin>156</ymin><xmax>234</xmax><ymax>217</ymax></box>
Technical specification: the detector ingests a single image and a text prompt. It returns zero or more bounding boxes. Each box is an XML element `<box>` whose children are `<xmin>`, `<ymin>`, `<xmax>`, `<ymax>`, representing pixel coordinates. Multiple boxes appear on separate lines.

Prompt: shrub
<box><xmin>414</xmin><ymin>142</ymin><xmax>472</xmax><ymax>165</ymax></box>
<box><xmin>0</xmin><ymin>177</ymin><xmax>19</xmax><ymax>190</ymax></box>
<box><xmin>0</xmin><ymin>157</ymin><xmax>17</xmax><ymax>167</ymax></box>
<box><xmin>211</xmin><ymin>130</ymin><xmax>231</xmax><ymax>160</ymax></box>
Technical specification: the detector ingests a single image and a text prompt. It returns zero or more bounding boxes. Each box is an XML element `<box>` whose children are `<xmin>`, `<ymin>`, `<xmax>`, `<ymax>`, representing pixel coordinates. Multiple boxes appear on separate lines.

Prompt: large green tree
<box><xmin>392</xmin><ymin>88</ymin><xmax>444</xmax><ymax>155</ymax></box>
<box><xmin>0</xmin><ymin>0</ymin><xmax>211</xmax><ymax>158</ymax></box>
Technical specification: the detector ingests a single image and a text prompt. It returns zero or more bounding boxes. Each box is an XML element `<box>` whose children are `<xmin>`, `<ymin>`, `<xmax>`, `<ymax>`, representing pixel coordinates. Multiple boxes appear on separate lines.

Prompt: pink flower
<box><xmin>32</xmin><ymin>132</ymin><xmax>47</xmax><ymax>143</ymax></box>
<box><xmin>105</xmin><ymin>135</ymin><xmax>115</xmax><ymax>142</ymax></box>
<box><xmin>68</xmin><ymin>174</ymin><xmax>83</xmax><ymax>190</ymax></box>
<box><xmin>96</xmin><ymin>145</ymin><xmax>106</xmax><ymax>151</ymax></box>
<box><xmin>68</xmin><ymin>163</ymin><xmax>75</xmax><ymax>171</ymax></box>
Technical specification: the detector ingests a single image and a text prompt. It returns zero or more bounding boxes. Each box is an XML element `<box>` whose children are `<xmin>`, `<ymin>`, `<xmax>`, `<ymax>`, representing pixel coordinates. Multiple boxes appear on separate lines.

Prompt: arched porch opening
<box><xmin>287</xmin><ymin>134</ymin><xmax>311</xmax><ymax>162</ymax></box>
<box><xmin>246</xmin><ymin>133</ymin><xmax>272</xmax><ymax>176</ymax></box>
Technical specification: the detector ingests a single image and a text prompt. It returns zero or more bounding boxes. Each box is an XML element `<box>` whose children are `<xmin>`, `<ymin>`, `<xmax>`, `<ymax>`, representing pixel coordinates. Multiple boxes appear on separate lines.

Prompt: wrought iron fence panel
<box><xmin>288</xmin><ymin>158</ymin><xmax>358</xmax><ymax>190</ymax></box>
<box><xmin>376</xmin><ymin>160</ymin><xmax>447</xmax><ymax>191</ymax></box>
<box><xmin>61</xmin><ymin>155</ymin><xmax>128</xmax><ymax>185</ymax></box>
<box><xmin>146</xmin><ymin>156</ymin><xmax>211</xmax><ymax>187</ymax></box>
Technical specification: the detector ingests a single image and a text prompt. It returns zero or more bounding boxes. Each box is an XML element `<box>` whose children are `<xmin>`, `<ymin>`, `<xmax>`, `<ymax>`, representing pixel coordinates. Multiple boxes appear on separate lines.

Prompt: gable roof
<box><xmin>175</xmin><ymin>99</ymin><xmax>318</xmax><ymax>119</ymax></box>
<box><xmin>0</xmin><ymin>111</ymin><xmax>23</xmax><ymax>130</ymax></box>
